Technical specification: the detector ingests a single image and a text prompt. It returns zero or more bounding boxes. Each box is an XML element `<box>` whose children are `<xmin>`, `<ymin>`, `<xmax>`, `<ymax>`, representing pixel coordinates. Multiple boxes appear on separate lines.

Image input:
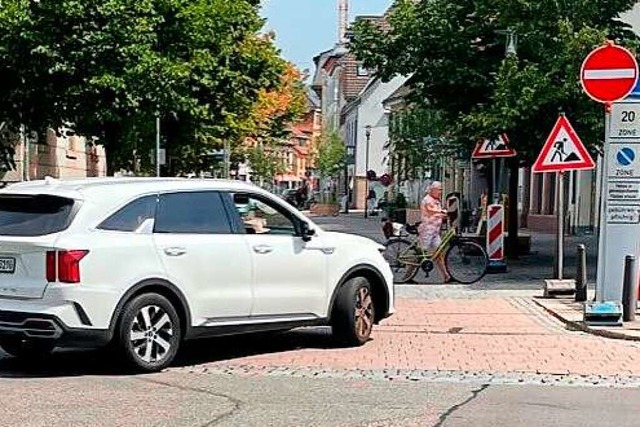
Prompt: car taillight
<box><xmin>46</xmin><ymin>250</ymin><xmax>89</xmax><ymax>283</ymax></box>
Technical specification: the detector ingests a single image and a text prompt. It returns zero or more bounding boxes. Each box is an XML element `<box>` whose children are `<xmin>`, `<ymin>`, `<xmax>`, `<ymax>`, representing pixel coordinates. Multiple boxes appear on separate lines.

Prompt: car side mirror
<box><xmin>299</xmin><ymin>222</ymin><xmax>316</xmax><ymax>242</ymax></box>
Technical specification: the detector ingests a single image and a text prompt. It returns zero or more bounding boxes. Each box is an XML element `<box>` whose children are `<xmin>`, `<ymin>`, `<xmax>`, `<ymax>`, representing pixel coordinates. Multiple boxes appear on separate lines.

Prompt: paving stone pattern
<box><xmin>174</xmin><ymin>298</ymin><xmax>640</xmax><ymax>387</ymax></box>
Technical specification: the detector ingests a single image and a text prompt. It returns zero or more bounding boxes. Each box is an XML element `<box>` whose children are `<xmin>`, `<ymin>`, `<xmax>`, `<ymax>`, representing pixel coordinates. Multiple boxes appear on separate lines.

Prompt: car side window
<box><xmin>154</xmin><ymin>191</ymin><xmax>232</xmax><ymax>234</ymax></box>
<box><xmin>232</xmin><ymin>193</ymin><xmax>297</xmax><ymax>236</ymax></box>
<box><xmin>98</xmin><ymin>195</ymin><xmax>158</xmax><ymax>233</ymax></box>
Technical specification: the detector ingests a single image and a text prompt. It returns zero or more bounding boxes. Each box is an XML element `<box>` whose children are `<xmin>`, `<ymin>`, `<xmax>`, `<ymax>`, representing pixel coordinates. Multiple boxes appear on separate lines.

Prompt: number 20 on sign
<box><xmin>611</xmin><ymin>104</ymin><xmax>640</xmax><ymax>139</ymax></box>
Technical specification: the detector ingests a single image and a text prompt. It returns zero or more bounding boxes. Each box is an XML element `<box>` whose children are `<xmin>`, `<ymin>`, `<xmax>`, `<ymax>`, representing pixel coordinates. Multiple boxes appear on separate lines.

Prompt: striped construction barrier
<box><xmin>487</xmin><ymin>204</ymin><xmax>507</xmax><ymax>272</ymax></box>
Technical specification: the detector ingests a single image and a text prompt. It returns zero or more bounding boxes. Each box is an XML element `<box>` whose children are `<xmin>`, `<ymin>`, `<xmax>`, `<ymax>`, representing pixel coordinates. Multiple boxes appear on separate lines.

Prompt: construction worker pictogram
<box><xmin>532</xmin><ymin>115</ymin><xmax>596</xmax><ymax>173</ymax></box>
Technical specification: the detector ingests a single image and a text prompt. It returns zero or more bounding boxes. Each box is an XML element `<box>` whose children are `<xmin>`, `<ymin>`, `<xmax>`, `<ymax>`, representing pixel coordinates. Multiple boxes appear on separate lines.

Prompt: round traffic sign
<box><xmin>580</xmin><ymin>43</ymin><xmax>639</xmax><ymax>104</ymax></box>
<box><xmin>617</xmin><ymin>147</ymin><xmax>635</xmax><ymax>166</ymax></box>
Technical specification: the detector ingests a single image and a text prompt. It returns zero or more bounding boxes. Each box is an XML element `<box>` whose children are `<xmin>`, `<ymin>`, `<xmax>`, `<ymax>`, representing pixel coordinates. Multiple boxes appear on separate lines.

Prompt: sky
<box><xmin>261</xmin><ymin>0</ymin><xmax>393</xmax><ymax>75</ymax></box>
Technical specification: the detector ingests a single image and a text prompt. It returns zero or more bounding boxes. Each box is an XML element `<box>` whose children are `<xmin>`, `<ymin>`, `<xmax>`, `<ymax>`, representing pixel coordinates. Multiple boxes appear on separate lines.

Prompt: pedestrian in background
<box><xmin>367</xmin><ymin>189</ymin><xmax>377</xmax><ymax>216</ymax></box>
<box><xmin>418</xmin><ymin>181</ymin><xmax>451</xmax><ymax>283</ymax></box>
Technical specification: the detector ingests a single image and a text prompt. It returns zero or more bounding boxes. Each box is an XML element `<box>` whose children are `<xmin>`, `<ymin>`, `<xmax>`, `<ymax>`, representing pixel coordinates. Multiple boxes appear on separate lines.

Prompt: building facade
<box><xmin>0</xmin><ymin>126</ymin><xmax>107</xmax><ymax>185</ymax></box>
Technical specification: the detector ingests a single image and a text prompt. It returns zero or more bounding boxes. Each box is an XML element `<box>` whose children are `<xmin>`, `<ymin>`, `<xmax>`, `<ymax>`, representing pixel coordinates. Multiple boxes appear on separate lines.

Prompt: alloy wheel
<box><xmin>129</xmin><ymin>305</ymin><xmax>174</xmax><ymax>364</ymax></box>
<box><xmin>354</xmin><ymin>286</ymin><xmax>374</xmax><ymax>340</ymax></box>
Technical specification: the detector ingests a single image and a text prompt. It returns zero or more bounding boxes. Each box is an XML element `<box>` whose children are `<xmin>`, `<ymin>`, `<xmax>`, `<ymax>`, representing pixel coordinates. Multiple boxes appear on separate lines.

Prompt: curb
<box><xmin>532</xmin><ymin>298</ymin><xmax>640</xmax><ymax>342</ymax></box>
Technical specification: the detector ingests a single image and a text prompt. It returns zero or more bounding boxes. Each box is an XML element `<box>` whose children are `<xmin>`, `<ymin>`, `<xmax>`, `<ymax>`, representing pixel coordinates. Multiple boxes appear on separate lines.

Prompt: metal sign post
<box><xmin>556</xmin><ymin>171</ymin><xmax>564</xmax><ymax>280</ymax></box>
<box><xmin>534</xmin><ymin>115</ymin><xmax>595</xmax><ymax>297</ymax></box>
<box><xmin>595</xmin><ymin>109</ymin><xmax>611</xmax><ymax>302</ymax></box>
<box><xmin>492</xmin><ymin>158</ymin><xmax>498</xmax><ymax>204</ymax></box>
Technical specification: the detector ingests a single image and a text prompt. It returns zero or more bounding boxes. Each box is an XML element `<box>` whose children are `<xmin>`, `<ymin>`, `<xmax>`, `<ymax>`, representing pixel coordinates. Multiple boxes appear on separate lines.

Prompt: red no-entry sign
<box><xmin>580</xmin><ymin>42</ymin><xmax>639</xmax><ymax>104</ymax></box>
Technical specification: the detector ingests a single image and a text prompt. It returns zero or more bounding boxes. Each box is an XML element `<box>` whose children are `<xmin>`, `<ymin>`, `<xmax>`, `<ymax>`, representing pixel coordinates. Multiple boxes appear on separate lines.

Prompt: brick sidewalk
<box><xmin>181</xmin><ymin>298</ymin><xmax>640</xmax><ymax>378</ymax></box>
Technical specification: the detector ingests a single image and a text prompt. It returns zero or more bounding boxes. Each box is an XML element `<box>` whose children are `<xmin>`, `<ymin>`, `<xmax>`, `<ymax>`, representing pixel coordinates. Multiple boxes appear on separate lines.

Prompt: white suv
<box><xmin>0</xmin><ymin>178</ymin><xmax>394</xmax><ymax>371</ymax></box>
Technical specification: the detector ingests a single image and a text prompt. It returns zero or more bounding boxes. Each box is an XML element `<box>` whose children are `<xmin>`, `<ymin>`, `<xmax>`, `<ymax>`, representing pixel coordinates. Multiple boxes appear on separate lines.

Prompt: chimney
<box><xmin>338</xmin><ymin>0</ymin><xmax>348</xmax><ymax>44</ymax></box>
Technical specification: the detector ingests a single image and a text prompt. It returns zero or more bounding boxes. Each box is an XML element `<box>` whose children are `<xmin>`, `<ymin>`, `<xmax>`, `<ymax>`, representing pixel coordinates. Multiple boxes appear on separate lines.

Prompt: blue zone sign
<box><xmin>629</xmin><ymin>79</ymin><xmax>640</xmax><ymax>98</ymax></box>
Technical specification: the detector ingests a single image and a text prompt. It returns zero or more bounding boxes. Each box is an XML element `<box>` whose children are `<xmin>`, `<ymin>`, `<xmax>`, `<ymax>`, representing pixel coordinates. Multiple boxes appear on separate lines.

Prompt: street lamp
<box><xmin>364</xmin><ymin>125</ymin><xmax>372</xmax><ymax>218</ymax></box>
<box><xmin>155</xmin><ymin>111</ymin><xmax>161</xmax><ymax>178</ymax></box>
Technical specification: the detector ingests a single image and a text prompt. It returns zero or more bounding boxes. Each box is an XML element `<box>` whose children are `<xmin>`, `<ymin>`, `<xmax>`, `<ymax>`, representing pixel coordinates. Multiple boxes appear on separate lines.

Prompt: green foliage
<box><xmin>316</xmin><ymin>131</ymin><xmax>346</xmax><ymax>179</ymax></box>
<box><xmin>246</xmin><ymin>141</ymin><xmax>286</xmax><ymax>184</ymax></box>
<box><xmin>351</xmin><ymin>0</ymin><xmax>639</xmax><ymax>163</ymax></box>
<box><xmin>0</xmin><ymin>0</ymin><xmax>287</xmax><ymax>172</ymax></box>
<box><xmin>388</xmin><ymin>106</ymin><xmax>461</xmax><ymax>179</ymax></box>
<box><xmin>243</xmin><ymin>62</ymin><xmax>308</xmax><ymax>185</ymax></box>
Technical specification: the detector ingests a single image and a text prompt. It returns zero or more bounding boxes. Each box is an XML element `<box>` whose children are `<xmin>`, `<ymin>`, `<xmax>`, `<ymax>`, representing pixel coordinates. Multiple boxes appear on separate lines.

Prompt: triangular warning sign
<box><xmin>472</xmin><ymin>134</ymin><xmax>517</xmax><ymax>159</ymax></box>
<box><xmin>532</xmin><ymin>115</ymin><xmax>596</xmax><ymax>173</ymax></box>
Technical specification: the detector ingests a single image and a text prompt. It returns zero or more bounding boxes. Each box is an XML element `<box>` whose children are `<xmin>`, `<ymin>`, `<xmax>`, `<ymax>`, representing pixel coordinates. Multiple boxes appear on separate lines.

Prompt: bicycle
<box><xmin>382</xmin><ymin>222</ymin><xmax>488</xmax><ymax>284</ymax></box>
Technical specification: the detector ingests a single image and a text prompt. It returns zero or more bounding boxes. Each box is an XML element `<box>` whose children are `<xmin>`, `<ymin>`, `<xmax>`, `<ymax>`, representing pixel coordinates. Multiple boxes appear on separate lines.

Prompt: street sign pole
<box><xmin>556</xmin><ymin>171</ymin><xmax>564</xmax><ymax>280</ymax></box>
<box><xmin>492</xmin><ymin>158</ymin><xmax>497</xmax><ymax>204</ymax></box>
<box><xmin>595</xmin><ymin>107</ymin><xmax>611</xmax><ymax>301</ymax></box>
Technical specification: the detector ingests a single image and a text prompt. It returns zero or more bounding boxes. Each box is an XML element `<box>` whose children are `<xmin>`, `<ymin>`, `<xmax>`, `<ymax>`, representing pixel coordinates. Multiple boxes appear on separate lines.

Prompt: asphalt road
<box><xmin>1</xmin><ymin>350</ymin><xmax>639</xmax><ymax>427</ymax></box>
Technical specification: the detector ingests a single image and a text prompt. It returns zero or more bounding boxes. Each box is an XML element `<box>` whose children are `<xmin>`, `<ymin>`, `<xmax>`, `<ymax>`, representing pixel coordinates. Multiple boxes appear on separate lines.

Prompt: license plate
<box><xmin>0</xmin><ymin>257</ymin><xmax>16</xmax><ymax>274</ymax></box>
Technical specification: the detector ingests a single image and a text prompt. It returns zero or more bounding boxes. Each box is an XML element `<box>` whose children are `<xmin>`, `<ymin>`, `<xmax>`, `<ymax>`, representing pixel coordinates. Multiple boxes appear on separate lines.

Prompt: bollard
<box><xmin>622</xmin><ymin>255</ymin><xmax>638</xmax><ymax>322</ymax></box>
<box><xmin>575</xmin><ymin>244</ymin><xmax>587</xmax><ymax>302</ymax></box>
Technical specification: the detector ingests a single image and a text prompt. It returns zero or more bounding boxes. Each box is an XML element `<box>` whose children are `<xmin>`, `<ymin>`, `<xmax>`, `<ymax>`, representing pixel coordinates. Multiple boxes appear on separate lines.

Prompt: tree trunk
<box><xmin>507</xmin><ymin>157</ymin><xmax>519</xmax><ymax>260</ymax></box>
<box><xmin>104</xmin><ymin>122</ymin><xmax>119</xmax><ymax>177</ymax></box>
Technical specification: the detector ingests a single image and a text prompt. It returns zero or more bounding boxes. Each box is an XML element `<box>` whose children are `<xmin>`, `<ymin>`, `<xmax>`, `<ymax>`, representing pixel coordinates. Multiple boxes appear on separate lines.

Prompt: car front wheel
<box><xmin>331</xmin><ymin>277</ymin><xmax>375</xmax><ymax>346</ymax></box>
<box><xmin>116</xmin><ymin>293</ymin><xmax>181</xmax><ymax>372</ymax></box>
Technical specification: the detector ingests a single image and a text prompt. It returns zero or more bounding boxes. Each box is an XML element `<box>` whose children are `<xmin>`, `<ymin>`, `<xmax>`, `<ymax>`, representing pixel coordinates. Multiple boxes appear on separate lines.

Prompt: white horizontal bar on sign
<box><xmin>583</xmin><ymin>68</ymin><xmax>636</xmax><ymax>79</ymax></box>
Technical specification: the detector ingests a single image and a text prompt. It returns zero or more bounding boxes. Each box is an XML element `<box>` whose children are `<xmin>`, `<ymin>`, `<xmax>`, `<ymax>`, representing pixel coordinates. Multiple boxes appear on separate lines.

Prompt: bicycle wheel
<box><xmin>383</xmin><ymin>238</ymin><xmax>420</xmax><ymax>284</ymax></box>
<box><xmin>444</xmin><ymin>240</ymin><xmax>488</xmax><ymax>284</ymax></box>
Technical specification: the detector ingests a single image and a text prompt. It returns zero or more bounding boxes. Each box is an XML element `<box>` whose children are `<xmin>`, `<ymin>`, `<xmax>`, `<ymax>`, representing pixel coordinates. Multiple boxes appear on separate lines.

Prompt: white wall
<box><xmin>354</xmin><ymin>75</ymin><xmax>409</xmax><ymax>177</ymax></box>
<box><xmin>621</xmin><ymin>3</ymin><xmax>640</xmax><ymax>33</ymax></box>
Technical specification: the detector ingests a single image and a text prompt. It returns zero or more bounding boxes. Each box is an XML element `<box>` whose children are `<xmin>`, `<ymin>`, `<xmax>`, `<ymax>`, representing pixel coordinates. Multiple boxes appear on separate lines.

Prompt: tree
<box><xmin>387</xmin><ymin>106</ymin><xmax>461</xmax><ymax>183</ymax></box>
<box><xmin>245</xmin><ymin>142</ymin><xmax>285</xmax><ymax>186</ymax></box>
<box><xmin>0</xmin><ymin>0</ymin><xmax>286</xmax><ymax>173</ymax></box>
<box><xmin>351</xmin><ymin>0</ymin><xmax>639</xmax><ymax>257</ymax></box>
<box><xmin>250</xmin><ymin>63</ymin><xmax>308</xmax><ymax>140</ymax></box>
<box><xmin>244</xmin><ymin>62</ymin><xmax>307</xmax><ymax>184</ymax></box>
<box><xmin>316</xmin><ymin>130</ymin><xmax>346</xmax><ymax>203</ymax></box>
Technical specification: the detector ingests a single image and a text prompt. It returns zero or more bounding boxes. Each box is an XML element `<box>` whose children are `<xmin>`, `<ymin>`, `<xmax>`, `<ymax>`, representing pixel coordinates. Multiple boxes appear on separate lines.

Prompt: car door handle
<box><xmin>252</xmin><ymin>245</ymin><xmax>273</xmax><ymax>254</ymax></box>
<box><xmin>164</xmin><ymin>247</ymin><xmax>187</xmax><ymax>257</ymax></box>
<box><xmin>305</xmin><ymin>246</ymin><xmax>335</xmax><ymax>255</ymax></box>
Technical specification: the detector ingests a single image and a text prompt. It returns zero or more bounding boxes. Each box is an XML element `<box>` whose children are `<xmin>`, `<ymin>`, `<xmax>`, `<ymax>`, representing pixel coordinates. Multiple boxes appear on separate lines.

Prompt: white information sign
<box><xmin>608</xmin><ymin>182</ymin><xmax>640</xmax><ymax>202</ymax></box>
<box><xmin>606</xmin><ymin>205</ymin><xmax>640</xmax><ymax>224</ymax></box>
<box><xmin>610</xmin><ymin>103</ymin><xmax>640</xmax><ymax>139</ymax></box>
<box><xmin>598</xmin><ymin>99</ymin><xmax>640</xmax><ymax>301</ymax></box>
<box><xmin>607</xmin><ymin>144</ymin><xmax>640</xmax><ymax>178</ymax></box>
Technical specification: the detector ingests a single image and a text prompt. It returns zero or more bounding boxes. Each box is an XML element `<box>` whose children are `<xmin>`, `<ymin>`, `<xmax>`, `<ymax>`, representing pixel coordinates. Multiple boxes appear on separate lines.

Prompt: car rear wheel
<box><xmin>331</xmin><ymin>277</ymin><xmax>375</xmax><ymax>347</ymax></box>
<box><xmin>115</xmin><ymin>293</ymin><xmax>181</xmax><ymax>372</ymax></box>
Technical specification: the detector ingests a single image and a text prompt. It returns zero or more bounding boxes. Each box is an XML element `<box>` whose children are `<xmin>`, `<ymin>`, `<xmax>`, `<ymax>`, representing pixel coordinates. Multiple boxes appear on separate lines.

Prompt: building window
<box><xmin>357</xmin><ymin>63</ymin><xmax>369</xmax><ymax>76</ymax></box>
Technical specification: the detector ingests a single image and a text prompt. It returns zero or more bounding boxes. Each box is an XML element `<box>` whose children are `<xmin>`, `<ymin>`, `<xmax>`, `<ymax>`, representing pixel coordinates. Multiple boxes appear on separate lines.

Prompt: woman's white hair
<box><xmin>426</xmin><ymin>181</ymin><xmax>442</xmax><ymax>192</ymax></box>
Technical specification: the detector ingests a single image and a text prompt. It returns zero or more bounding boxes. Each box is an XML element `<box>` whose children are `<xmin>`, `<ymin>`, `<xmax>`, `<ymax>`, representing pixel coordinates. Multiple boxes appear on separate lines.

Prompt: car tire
<box><xmin>0</xmin><ymin>338</ymin><xmax>55</xmax><ymax>360</ymax></box>
<box><xmin>115</xmin><ymin>293</ymin><xmax>181</xmax><ymax>373</ymax></box>
<box><xmin>331</xmin><ymin>277</ymin><xmax>375</xmax><ymax>347</ymax></box>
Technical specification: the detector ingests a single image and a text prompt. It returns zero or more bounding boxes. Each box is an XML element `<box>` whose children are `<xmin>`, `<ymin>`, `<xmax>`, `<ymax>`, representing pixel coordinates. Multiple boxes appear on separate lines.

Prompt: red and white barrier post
<box><xmin>486</xmin><ymin>204</ymin><xmax>507</xmax><ymax>273</ymax></box>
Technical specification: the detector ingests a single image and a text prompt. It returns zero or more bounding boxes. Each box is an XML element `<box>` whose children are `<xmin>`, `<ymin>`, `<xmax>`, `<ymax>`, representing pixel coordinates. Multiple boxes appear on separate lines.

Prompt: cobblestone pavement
<box><xmin>168</xmin><ymin>297</ymin><xmax>640</xmax><ymax>387</ymax></box>
<box><xmin>311</xmin><ymin>213</ymin><xmax>598</xmax><ymax>289</ymax></box>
